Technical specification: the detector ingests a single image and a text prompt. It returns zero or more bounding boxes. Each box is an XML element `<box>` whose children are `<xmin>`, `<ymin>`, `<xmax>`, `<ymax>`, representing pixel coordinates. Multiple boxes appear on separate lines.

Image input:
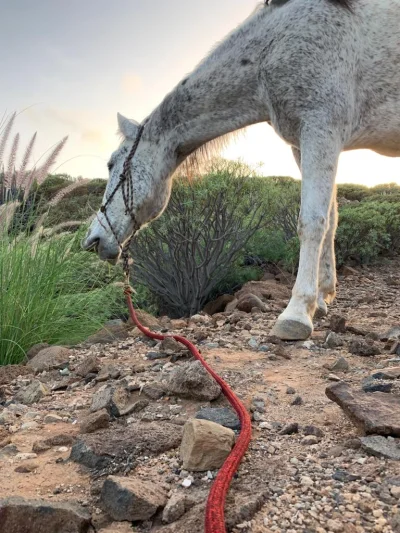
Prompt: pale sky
<box><xmin>1</xmin><ymin>0</ymin><xmax>399</xmax><ymax>186</ymax></box>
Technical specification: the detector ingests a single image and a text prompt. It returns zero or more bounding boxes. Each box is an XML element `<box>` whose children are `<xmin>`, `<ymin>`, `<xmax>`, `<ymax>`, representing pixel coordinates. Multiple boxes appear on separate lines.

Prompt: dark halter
<box><xmin>99</xmin><ymin>123</ymin><xmax>145</xmax><ymax>273</ymax></box>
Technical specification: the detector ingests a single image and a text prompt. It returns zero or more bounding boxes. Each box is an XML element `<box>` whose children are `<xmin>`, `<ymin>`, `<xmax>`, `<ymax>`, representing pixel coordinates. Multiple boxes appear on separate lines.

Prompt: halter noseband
<box><xmin>99</xmin><ymin>124</ymin><xmax>145</xmax><ymax>271</ymax></box>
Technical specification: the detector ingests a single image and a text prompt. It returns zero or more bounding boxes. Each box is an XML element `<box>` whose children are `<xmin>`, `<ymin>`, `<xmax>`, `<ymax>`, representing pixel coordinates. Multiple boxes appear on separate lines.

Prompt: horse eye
<box><xmin>107</xmin><ymin>162</ymin><xmax>114</xmax><ymax>171</ymax></box>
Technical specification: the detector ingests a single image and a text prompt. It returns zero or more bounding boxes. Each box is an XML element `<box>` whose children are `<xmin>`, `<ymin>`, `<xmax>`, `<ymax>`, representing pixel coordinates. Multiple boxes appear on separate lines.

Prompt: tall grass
<box><xmin>0</xmin><ymin>227</ymin><xmax>124</xmax><ymax>366</ymax></box>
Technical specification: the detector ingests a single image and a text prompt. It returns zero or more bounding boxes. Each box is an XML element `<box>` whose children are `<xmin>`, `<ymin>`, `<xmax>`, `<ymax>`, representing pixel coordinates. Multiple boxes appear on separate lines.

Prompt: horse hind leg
<box><xmin>272</xmin><ymin>128</ymin><xmax>341</xmax><ymax>340</ymax></box>
<box><xmin>315</xmin><ymin>190</ymin><xmax>338</xmax><ymax>317</ymax></box>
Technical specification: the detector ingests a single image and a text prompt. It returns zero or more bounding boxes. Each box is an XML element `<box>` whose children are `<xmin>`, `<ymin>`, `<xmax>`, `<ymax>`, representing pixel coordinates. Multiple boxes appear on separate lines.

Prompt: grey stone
<box><xmin>325</xmin><ymin>332</ymin><xmax>344</xmax><ymax>349</ymax></box>
<box><xmin>371</xmin><ymin>367</ymin><xmax>400</xmax><ymax>380</ymax></box>
<box><xmin>330</xmin><ymin>315</ymin><xmax>347</xmax><ymax>334</ymax></box>
<box><xmin>349</xmin><ymin>340</ymin><xmax>381</xmax><ymax>357</ymax></box>
<box><xmin>303</xmin><ymin>425</ymin><xmax>324</xmax><ymax>438</ymax></box>
<box><xmin>79</xmin><ymin>409</ymin><xmax>110</xmax><ymax>434</ymax></box>
<box><xmin>14</xmin><ymin>380</ymin><xmax>49</xmax><ymax>406</ymax></box>
<box><xmin>326</xmin><ymin>382</ymin><xmax>400</xmax><ymax>436</ymax></box>
<box><xmin>362</xmin><ymin>380</ymin><xmax>393</xmax><ymax>394</ymax></box>
<box><xmin>195</xmin><ymin>407</ymin><xmax>241</xmax><ymax>431</ymax></box>
<box><xmin>0</xmin><ymin>497</ymin><xmax>91</xmax><ymax>533</ymax></box>
<box><xmin>166</xmin><ymin>361</ymin><xmax>221</xmax><ymax>401</ymax></box>
<box><xmin>162</xmin><ymin>493</ymin><xmax>187</xmax><ymax>524</ymax></box>
<box><xmin>100</xmin><ymin>475</ymin><xmax>167</xmax><ymax>521</ymax></box>
<box><xmin>291</xmin><ymin>395</ymin><xmax>303</xmax><ymax>406</ymax></box>
<box><xmin>279</xmin><ymin>423</ymin><xmax>299</xmax><ymax>435</ymax></box>
<box><xmin>75</xmin><ymin>356</ymin><xmax>99</xmax><ymax>378</ymax></box>
<box><xmin>90</xmin><ymin>385</ymin><xmax>128</xmax><ymax>417</ymax></box>
<box><xmin>142</xmin><ymin>384</ymin><xmax>165</xmax><ymax>400</ymax></box>
<box><xmin>329</xmin><ymin>357</ymin><xmax>350</xmax><ymax>373</ymax></box>
<box><xmin>360</xmin><ymin>436</ymin><xmax>400</xmax><ymax>460</ymax></box>
<box><xmin>70</xmin><ymin>422</ymin><xmax>182</xmax><ymax>471</ymax></box>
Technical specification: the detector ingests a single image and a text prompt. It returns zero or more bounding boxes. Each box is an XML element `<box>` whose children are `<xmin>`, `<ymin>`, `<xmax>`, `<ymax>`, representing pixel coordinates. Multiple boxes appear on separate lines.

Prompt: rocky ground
<box><xmin>0</xmin><ymin>258</ymin><xmax>400</xmax><ymax>533</ymax></box>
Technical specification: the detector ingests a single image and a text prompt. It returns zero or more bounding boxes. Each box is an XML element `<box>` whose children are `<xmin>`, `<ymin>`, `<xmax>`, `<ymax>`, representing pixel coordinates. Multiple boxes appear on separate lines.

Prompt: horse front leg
<box><xmin>272</xmin><ymin>130</ymin><xmax>341</xmax><ymax>340</ymax></box>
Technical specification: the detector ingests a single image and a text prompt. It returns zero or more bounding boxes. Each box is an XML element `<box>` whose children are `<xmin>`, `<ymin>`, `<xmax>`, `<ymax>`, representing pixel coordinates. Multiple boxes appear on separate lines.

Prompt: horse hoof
<box><xmin>315</xmin><ymin>301</ymin><xmax>328</xmax><ymax>318</ymax></box>
<box><xmin>271</xmin><ymin>319</ymin><xmax>313</xmax><ymax>341</ymax></box>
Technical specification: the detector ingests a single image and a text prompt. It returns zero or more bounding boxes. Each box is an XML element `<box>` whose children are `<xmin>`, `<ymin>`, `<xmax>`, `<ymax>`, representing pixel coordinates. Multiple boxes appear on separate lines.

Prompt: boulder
<box><xmin>128</xmin><ymin>310</ymin><xmax>161</xmax><ymax>330</ymax></box>
<box><xmin>100</xmin><ymin>476</ymin><xmax>166</xmax><ymax>521</ymax></box>
<box><xmin>70</xmin><ymin>422</ymin><xmax>182</xmax><ymax>471</ymax></box>
<box><xmin>371</xmin><ymin>367</ymin><xmax>400</xmax><ymax>380</ymax></box>
<box><xmin>203</xmin><ymin>295</ymin><xmax>235</xmax><ymax>315</ymax></box>
<box><xmin>326</xmin><ymin>382</ymin><xmax>400</xmax><ymax>437</ymax></box>
<box><xmin>166</xmin><ymin>361</ymin><xmax>221</xmax><ymax>401</ymax></box>
<box><xmin>27</xmin><ymin>346</ymin><xmax>71</xmax><ymax>372</ymax></box>
<box><xmin>0</xmin><ymin>497</ymin><xmax>91</xmax><ymax>533</ymax></box>
<box><xmin>236</xmin><ymin>294</ymin><xmax>267</xmax><ymax>313</ymax></box>
<box><xmin>234</xmin><ymin>280</ymin><xmax>291</xmax><ymax>303</ymax></box>
<box><xmin>26</xmin><ymin>343</ymin><xmax>50</xmax><ymax>360</ymax></box>
<box><xmin>180</xmin><ymin>419</ymin><xmax>235</xmax><ymax>471</ymax></box>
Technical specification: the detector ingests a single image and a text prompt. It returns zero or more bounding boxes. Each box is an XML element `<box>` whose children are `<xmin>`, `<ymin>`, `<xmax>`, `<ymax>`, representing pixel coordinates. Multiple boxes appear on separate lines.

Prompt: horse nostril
<box><xmin>83</xmin><ymin>236</ymin><xmax>100</xmax><ymax>252</ymax></box>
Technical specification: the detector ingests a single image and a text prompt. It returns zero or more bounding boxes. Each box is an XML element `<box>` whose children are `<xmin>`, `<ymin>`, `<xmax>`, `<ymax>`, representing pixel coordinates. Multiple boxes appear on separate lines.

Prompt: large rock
<box><xmin>128</xmin><ymin>310</ymin><xmax>161</xmax><ymax>330</ymax></box>
<box><xmin>0</xmin><ymin>497</ymin><xmax>91</xmax><ymax>532</ymax></box>
<box><xmin>70</xmin><ymin>422</ymin><xmax>182</xmax><ymax>471</ymax></box>
<box><xmin>100</xmin><ymin>476</ymin><xmax>166</xmax><ymax>521</ymax></box>
<box><xmin>203</xmin><ymin>295</ymin><xmax>235</xmax><ymax>315</ymax></box>
<box><xmin>326</xmin><ymin>382</ymin><xmax>400</xmax><ymax>437</ymax></box>
<box><xmin>180</xmin><ymin>419</ymin><xmax>235</xmax><ymax>471</ymax></box>
<box><xmin>14</xmin><ymin>380</ymin><xmax>50</xmax><ymax>405</ymax></box>
<box><xmin>166</xmin><ymin>361</ymin><xmax>221</xmax><ymax>401</ymax></box>
<box><xmin>236</xmin><ymin>294</ymin><xmax>267</xmax><ymax>313</ymax></box>
<box><xmin>235</xmin><ymin>280</ymin><xmax>291</xmax><ymax>303</ymax></box>
<box><xmin>360</xmin><ymin>436</ymin><xmax>400</xmax><ymax>460</ymax></box>
<box><xmin>27</xmin><ymin>346</ymin><xmax>71</xmax><ymax>372</ymax></box>
<box><xmin>85</xmin><ymin>322</ymin><xmax>130</xmax><ymax>344</ymax></box>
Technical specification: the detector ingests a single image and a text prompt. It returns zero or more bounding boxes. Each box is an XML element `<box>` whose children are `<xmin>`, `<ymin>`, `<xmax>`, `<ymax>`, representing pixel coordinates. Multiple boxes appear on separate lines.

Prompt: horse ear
<box><xmin>117</xmin><ymin>113</ymin><xmax>139</xmax><ymax>139</ymax></box>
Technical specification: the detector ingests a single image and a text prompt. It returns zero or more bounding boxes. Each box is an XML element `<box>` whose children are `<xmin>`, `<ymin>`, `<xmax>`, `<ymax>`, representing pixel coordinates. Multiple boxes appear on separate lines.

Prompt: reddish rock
<box><xmin>326</xmin><ymin>382</ymin><xmax>400</xmax><ymax>437</ymax></box>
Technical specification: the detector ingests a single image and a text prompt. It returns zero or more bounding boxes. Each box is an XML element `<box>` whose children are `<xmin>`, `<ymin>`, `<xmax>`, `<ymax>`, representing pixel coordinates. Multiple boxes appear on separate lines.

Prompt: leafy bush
<box><xmin>130</xmin><ymin>161</ymin><xmax>269</xmax><ymax>317</ymax></box>
<box><xmin>337</xmin><ymin>183</ymin><xmax>371</xmax><ymax>202</ymax></box>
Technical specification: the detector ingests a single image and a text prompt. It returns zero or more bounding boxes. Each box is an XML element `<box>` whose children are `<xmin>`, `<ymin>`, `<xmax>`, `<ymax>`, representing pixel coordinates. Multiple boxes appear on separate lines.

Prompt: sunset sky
<box><xmin>2</xmin><ymin>0</ymin><xmax>399</xmax><ymax>186</ymax></box>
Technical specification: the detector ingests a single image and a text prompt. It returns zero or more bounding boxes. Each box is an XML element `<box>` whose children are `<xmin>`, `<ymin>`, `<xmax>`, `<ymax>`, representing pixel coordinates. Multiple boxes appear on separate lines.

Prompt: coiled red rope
<box><xmin>125</xmin><ymin>289</ymin><xmax>252</xmax><ymax>533</ymax></box>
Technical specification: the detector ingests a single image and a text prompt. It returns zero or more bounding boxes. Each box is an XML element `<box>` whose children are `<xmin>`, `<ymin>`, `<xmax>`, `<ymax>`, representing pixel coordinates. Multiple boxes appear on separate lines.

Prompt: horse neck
<box><xmin>145</xmin><ymin>44</ymin><xmax>267</xmax><ymax>161</ymax></box>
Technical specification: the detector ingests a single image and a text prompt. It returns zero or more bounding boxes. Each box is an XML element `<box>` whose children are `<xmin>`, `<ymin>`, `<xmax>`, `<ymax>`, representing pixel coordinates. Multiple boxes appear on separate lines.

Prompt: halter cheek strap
<box><xmin>99</xmin><ymin>124</ymin><xmax>145</xmax><ymax>266</ymax></box>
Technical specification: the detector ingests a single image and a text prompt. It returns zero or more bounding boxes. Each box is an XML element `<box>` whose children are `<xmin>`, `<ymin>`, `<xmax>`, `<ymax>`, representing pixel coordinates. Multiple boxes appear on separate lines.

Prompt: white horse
<box><xmin>83</xmin><ymin>0</ymin><xmax>400</xmax><ymax>340</ymax></box>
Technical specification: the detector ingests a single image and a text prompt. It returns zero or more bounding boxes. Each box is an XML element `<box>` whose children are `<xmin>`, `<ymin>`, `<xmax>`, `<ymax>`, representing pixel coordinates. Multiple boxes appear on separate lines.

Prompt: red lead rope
<box><xmin>125</xmin><ymin>290</ymin><xmax>252</xmax><ymax>533</ymax></box>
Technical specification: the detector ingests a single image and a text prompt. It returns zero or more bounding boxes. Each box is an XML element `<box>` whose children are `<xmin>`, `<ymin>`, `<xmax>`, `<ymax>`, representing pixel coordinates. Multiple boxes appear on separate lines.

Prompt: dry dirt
<box><xmin>1</xmin><ymin>257</ymin><xmax>400</xmax><ymax>533</ymax></box>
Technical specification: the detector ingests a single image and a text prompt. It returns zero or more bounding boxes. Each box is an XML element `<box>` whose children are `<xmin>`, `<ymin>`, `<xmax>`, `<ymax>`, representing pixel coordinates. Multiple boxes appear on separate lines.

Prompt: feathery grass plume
<box><xmin>35</xmin><ymin>136</ymin><xmax>68</xmax><ymax>185</ymax></box>
<box><xmin>18</xmin><ymin>132</ymin><xmax>37</xmax><ymax>189</ymax></box>
<box><xmin>0</xmin><ymin>201</ymin><xmax>20</xmax><ymax>233</ymax></box>
<box><xmin>0</xmin><ymin>112</ymin><xmax>16</xmax><ymax>168</ymax></box>
<box><xmin>48</xmin><ymin>178</ymin><xmax>90</xmax><ymax>207</ymax></box>
<box><xmin>5</xmin><ymin>133</ymin><xmax>20</xmax><ymax>188</ymax></box>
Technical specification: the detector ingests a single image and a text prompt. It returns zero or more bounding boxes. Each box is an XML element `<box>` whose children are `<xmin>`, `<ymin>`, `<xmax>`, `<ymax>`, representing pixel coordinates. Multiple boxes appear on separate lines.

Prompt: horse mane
<box><xmin>176</xmin><ymin>129</ymin><xmax>246</xmax><ymax>177</ymax></box>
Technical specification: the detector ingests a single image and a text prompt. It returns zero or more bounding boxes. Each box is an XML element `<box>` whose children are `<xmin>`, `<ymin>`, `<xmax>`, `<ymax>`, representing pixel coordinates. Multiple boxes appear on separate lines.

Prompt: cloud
<box><xmin>121</xmin><ymin>74</ymin><xmax>143</xmax><ymax>94</ymax></box>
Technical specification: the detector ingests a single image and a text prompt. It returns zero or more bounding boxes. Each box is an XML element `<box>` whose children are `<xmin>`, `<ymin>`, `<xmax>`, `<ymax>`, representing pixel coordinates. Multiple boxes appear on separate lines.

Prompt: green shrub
<box><xmin>337</xmin><ymin>183</ymin><xmax>371</xmax><ymax>202</ymax></box>
<box><xmin>335</xmin><ymin>202</ymin><xmax>395</xmax><ymax>265</ymax></box>
<box><xmin>130</xmin><ymin>161</ymin><xmax>269</xmax><ymax>317</ymax></box>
